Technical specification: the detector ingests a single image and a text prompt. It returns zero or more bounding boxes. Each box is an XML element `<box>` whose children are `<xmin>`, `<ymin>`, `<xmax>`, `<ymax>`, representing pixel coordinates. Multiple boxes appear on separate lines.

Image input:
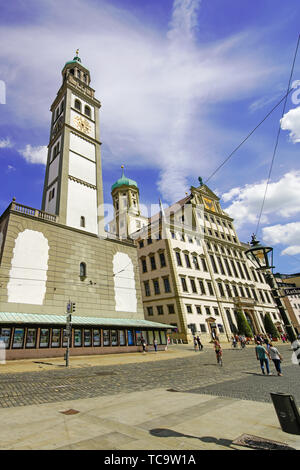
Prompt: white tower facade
<box><xmin>42</xmin><ymin>52</ymin><xmax>105</xmax><ymax>235</ymax></box>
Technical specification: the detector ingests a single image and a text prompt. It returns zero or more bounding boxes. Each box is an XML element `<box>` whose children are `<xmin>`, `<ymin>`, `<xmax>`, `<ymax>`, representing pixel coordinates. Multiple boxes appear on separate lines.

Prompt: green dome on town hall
<box><xmin>111</xmin><ymin>166</ymin><xmax>138</xmax><ymax>192</ymax></box>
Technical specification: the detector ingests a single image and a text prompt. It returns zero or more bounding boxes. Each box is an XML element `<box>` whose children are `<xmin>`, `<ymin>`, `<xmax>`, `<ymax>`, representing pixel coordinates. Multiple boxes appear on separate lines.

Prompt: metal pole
<box><xmin>265</xmin><ymin>272</ymin><xmax>297</xmax><ymax>343</ymax></box>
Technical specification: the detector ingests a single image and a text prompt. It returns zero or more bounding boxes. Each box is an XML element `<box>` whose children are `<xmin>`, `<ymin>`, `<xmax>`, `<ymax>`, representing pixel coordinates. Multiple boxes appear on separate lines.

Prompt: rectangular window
<box><xmin>214</xmin><ymin>307</ymin><xmax>220</xmax><ymax>316</ymax></box>
<box><xmin>233</xmin><ymin>285</ymin><xmax>239</xmax><ymax>297</ymax></box>
<box><xmin>139</xmin><ymin>240</ymin><xmax>144</xmax><ymax>248</ymax></box>
<box><xmin>181</xmin><ymin>277</ymin><xmax>188</xmax><ymax>292</ymax></box>
<box><xmin>176</xmin><ymin>252</ymin><xmax>182</xmax><ymax>266</ymax></box>
<box><xmin>150</xmin><ymin>256</ymin><xmax>156</xmax><ymax>270</ymax></box>
<box><xmin>218</xmin><ymin>282</ymin><xmax>225</xmax><ymax>297</ymax></box>
<box><xmin>201</xmin><ymin>258</ymin><xmax>208</xmax><ymax>271</ymax></box>
<box><xmin>74</xmin><ymin>329</ymin><xmax>82</xmax><ymax>347</ymax></box>
<box><xmin>51</xmin><ymin>328</ymin><xmax>61</xmax><ymax>348</ymax></box>
<box><xmin>147</xmin><ymin>306</ymin><xmax>154</xmax><ymax>316</ymax></box>
<box><xmin>0</xmin><ymin>328</ymin><xmax>11</xmax><ymax>349</ymax></box>
<box><xmin>159</xmin><ymin>252</ymin><xmax>166</xmax><ymax>268</ymax></box>
<box><xmin>210</xmin><ymin>255</ymin><xmax>218</xmax><ymax>274</ymax></box>
<box><xmin>243</xmin><ymin>264</ymin><xmax>251</xmax><ymax>280</ymax></box>
<box><xmin>207</xmin><ymin>282</ymin><xmax>214</xmax><ymax>296</ymax></box>
<box><xmin>163</xmin><ymin>277</ymin><xmax>171</xmax><ymax>293</ymax></box>
<box><xmin>252</xmin><ymin>270</ymin><xmax>258</xmax><ymax>282</ymax></box>
<box><xmin>218</xmin><ymin>324</ymin><xmax>224</xmax><ymax>333</ymax></box>
<box><xmin>260</xmin><ymin>291</ymin><xmax>266</xmax><ymax>303</ymax></box>
<box><xmin>199</xmin><ymin>280</ymin><xmax>206</xmax><ymax>295</ymax></box>
<box><xmin>190</xmin><ymin>278</ymin><xmax>197</xmax><ymax>293</ymax></box>
<box><xmin>26</xmin><ymin>328</ymin><xmax>37</xmax><ymax>349</ymax></box>
<box><xmin>111</xmin><ymin>330</ymin><xmax>118</xmax><ymax>346</ymax></box>
<box><xmin>245</xmin><ymin>287</ymin><xmax>251</xmax><ymax>298</ymax></box>
<box><xmin>185</xmin><ymin>254</ymin><xmax>191</xmax><ymax>268</ymax></box>
<box><xmin>239</xmin><ymin>286</ymin><xmax>245</xmax><ymax>298</ymax></box>
<box><xmin>93</xmin><ymin>329</ymin><xmax>101</xmax><ymax>347</ymax></box>
<box><xmin>200</xmin><ymin>324</ymin><xmax>207</xmax><ymax>333</ymax></box>
<box><xmin>196</xmin><ymin>306</ymin><xmax>202</xmax><ymax>315</ymax></box>
<box><xmin>230</xmin><ymin>260</ymin><xmax>239</xmax><ymax>278</ymax></box>
<box><xmin>144</xmin><ymin>281</ymin><xmax>151</xmax><ymax>297</ymax></box>
<box><xmin>153</xmin><ymin>279</ymin><xmax>160</xmax><ymax>295</ymax></box>
<box><xmin>217</xmin><ymin>257</ymin><xmax>225</xmax><ymax>275</ymax></box>
<box><xmin>205</xmin><ymin>306</ymin><xmax>211</xmax><ymax>316</ymax></box>
<box><xmin>103</xmin><ymin>329</ymin><xmax>110</xmax><ymax>346</ymax></box>
<box><xmin>225</xmin><ymin>284</ymin><xmax>232</xmax><ymax>297</ymax></box>
<box><xmin>39</xmin><ymin>328</ymin><xmax>50</xmax><ymax>348</ymax></box>
<box><xmin>84</xmin><ymin>329</ymin><xmax>92</xmax><ymax>347</ymax></box>
<box><xmin>157</xmin><ymin>306</ymin><xmax>164</xmax><ymax>315</ymax></box>
<box><xmin>141</xmin><ymin>259</ymin><xmax>147</xmax><ymax>273</ymax></box>
<box><xmin>251</xmin><ymin>288</ymin><xmax>258</xmax><ymax>301</ymax></box>
<box><xmin>186</xmin><ymin>305</ymin><xmax>192</xmax><ymax>314</ymax></box>
<box><xmin>236</xmin><ymin>261</ymin><xmax>245</xmax><ymax>279</ymax></box>
<box><xmin>193</xmin><ymin>256</ymin><xmax>200</xmax><ymax>270</ymax></box>
<box><xmin>167</xmin><ymin>304</ymin><xmax>175</xmax><ymax>314</ymax></box>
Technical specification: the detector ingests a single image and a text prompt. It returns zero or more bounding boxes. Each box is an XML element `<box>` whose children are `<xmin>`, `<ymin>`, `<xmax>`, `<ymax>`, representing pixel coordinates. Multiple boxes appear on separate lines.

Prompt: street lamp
<box><xmin>245</xmin><ymin>234</ymin><xmax>296</xmax><ymax>343</ymax></box>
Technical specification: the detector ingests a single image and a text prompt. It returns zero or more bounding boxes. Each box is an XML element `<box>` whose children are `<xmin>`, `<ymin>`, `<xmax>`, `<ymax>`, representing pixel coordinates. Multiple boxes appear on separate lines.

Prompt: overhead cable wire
<box><xmin>255</xmin><ymin>34</ymin><xmax>300</xmax><ymax>236</ymax></box>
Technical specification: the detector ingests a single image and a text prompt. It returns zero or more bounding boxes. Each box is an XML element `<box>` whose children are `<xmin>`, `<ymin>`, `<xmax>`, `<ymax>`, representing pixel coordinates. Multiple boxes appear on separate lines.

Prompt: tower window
<box><xmin>80</xmin><ymin>216</ymin><xmax>86</xmax><ymax>228</ymax></box>
<box><xmin>84</xmin><ymin>106</ymin><xmax>91</xmax><ymax>118</ymax></box>
<box><xmin>80</xmin><ymin>262</ymin><xmax>87</xmax><ymax>278</ymax></box>
<box><xmin>75</xmin><ymin>99</ymin><xmax>81</xmax><ymax>112</ymax></box>
<box><xmin>48</xmin><ymin>187</ymin><xmax>55</xmax><ymax>202</ymax></box>
<box><xmin>70</xmin><ymin>69</ymin><xmax>75</xmax><ymax>75</ymax></box>
<box><xmin>77</xmin><ymin>69</ymin><xmax>81</xmax><ymax>79</ymax></box>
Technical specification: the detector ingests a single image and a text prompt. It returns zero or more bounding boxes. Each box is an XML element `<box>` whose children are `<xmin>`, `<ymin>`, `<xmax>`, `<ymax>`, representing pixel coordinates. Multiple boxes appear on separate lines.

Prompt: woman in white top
<box><xmin>269</xmin><ymin>343</ymin><xmax>283</xmax><ymax>376</ymax></box>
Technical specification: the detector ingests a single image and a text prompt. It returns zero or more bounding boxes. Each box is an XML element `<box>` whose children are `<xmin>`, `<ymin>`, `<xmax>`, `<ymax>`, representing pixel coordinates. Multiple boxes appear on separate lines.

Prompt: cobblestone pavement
<box><xmin>0</xmin><ymin>344</ymin><xmax>298</xmax><ymax>408</ymax></box>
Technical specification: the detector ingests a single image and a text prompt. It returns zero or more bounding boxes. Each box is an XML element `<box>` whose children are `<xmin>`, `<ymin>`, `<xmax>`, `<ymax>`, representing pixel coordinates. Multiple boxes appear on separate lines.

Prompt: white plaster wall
<box><xmin>44</xmin><ymin>181</ymin><xmax>58</xmax><ymax>214</ymax></box>
<box><xmin>69</xmin><ymin>151</ymin><xmax>96</xmax><ymax>186</ymax></box>
<box><xmin>70</xmin><ymin>110</ymin><xmax>95</xmax><ymax>139</ymax></box>
<box><xmin>48</xmin><ymin>154</ymin><xmax>60</xmax><ymax>186</ymax></box>
<box><xmin>69</xmin><ymin>132</ymin><xmax>96</xmax><ymax>161</ymax></box>
<box><xmin>7</xmin><ymin>230</ymin><xmax>49</xmax><ymax>305</ymax></box>
<box><xmin>66</xmin><ymin>179</ymin><xmax>98</xmax><ymax>234</ymax></box>
<box><xmin>71</xmin><ymin>94</ymin><xmax>95</xmax><ymax>121</ymax></box>
<box><xmin>113</xmin><ymin>253</ymin><xmax>137</xmax><ymax>313</ymax></box>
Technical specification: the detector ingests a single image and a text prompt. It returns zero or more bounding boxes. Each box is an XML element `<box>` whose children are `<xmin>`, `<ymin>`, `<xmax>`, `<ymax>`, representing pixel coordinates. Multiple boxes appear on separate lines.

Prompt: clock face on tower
<box><xmin>203</xmin><ymin>197</ymin><xmax>215</xmax><ymax>212</ymax></box>
<box><xmin>74</xmin><ymin>115</ymin><xmax>91</xmax><ymax>135</ymax></box>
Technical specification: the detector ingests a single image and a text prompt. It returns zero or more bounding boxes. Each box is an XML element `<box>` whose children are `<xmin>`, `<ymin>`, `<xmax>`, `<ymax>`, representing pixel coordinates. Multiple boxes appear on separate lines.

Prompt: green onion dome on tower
<box><xmin>111</xmin><ymin>166</ymin><xmax>138</xmax><ymax>192</ymax></box>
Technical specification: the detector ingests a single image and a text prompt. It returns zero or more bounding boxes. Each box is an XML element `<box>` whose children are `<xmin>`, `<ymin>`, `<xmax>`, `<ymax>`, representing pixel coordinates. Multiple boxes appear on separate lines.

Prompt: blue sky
<box><xmin>0</xmin><ymin>0</ymin><xmax>300</xmax><ymax>274</ymax></box>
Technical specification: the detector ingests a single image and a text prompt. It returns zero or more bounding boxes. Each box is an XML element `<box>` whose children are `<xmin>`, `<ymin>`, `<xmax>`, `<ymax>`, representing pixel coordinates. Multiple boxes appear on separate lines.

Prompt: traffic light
<box><xmin>71</xmin><ymin>302</ymin><xmax>76</xmax><ymax>313</ymax></box>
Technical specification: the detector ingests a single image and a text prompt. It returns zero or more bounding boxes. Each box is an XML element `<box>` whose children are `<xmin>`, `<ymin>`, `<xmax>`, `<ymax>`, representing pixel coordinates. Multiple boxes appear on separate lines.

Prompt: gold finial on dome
<box><xmin>76</xmin><ymin>49</ymin><xmax>79</xmax><ymax>56</ymax></box>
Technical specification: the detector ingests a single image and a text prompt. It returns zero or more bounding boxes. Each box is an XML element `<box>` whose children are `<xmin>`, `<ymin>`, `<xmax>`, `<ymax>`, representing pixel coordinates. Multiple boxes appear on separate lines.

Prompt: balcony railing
<box><xmin>11</xmin><ymin>200</ymin><xmax>58</xmax><ymax>223</ymax></box>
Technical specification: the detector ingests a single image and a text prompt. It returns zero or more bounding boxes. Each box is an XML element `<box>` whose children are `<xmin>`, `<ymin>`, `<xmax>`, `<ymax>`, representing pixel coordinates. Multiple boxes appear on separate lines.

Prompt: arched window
<box><xmin>75</xmin><ymin>99</ymin><xmax>81</xmax><ymax>112</ymax></box>
<box><xmin>84</xmin><ymin>105</ymin><xmax>91</xmax><ymax>118</ymax></box>
<box><xmin>77</xmin><ymin>69</ymin><xmax>81</xmax><ymax>79</ymax></box>
<box><xmin>80</xmin><ymin>262</ymin><xmax>87</xmax><ymax>278</ymax></box>
<box><xmin>80</xmin><ymin>216</ymin><xmax>85</xmax><ymax>228</ymax></box>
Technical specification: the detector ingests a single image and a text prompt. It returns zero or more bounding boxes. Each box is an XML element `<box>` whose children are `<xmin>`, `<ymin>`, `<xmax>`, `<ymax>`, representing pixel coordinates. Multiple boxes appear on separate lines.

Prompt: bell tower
<box><xmin>41</xmin><ymin>51</ymin><xmax>105</xmax><ymax>235</ymax></box>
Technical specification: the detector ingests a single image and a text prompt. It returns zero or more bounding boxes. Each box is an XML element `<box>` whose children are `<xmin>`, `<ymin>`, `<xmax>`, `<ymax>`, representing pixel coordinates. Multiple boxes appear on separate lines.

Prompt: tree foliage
<box><xmin>235</xmin><ymin>309</ymin><xmax>253</xmax><ymax>337</ymax></box>
<box><xmin>264</xmin><ymin>313</ymin><xmax>280</xmax><ymax>338</ymax></box>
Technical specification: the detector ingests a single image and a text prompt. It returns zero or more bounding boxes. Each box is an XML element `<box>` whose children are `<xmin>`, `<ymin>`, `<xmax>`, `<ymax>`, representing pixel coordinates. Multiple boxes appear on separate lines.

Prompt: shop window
<box><xmin>84</xmin><ymin>329</ymin><xmax>92</xmax><ymax>347</ymax></box>
<box><xmin>147</xmin><ymin>330</ymin><xmax>154</xmax><ymax>345</ymax></box>
<box><xmin>127</xmin><ymin>329</ymin><xmax>134</xmax><ymax>345</ymax></box>
<box><xmin>111</xmin><ymin>330</ymin><xmax>118</xmax><ymax>346</ymax></box>
<box><xmin>119</xmin><ymin>330</ymin><xmax>126</xmax><ymax>346</ymax></box>
<box><xmin>0</xmin><ymin>327</ymin><xmax>12</xmax><ymax>349</ymax></box>
<box><xmin>103</xmin><ymin>329</ymin><xmax>110</xmax><ymax>346</ymax></box>
<box><xmin>93</xmin><ymin>329</ymin><xmax>101</xmax><ymax>347</ymax></box>
<box><xmin>51</xmin><ymin>328</ymin><xmax>61</xmax><ymax>348</ymax></box>
<box><xmin>160</xmin><ymin>331</ymin><xmax>167</xmax><ymax>345</ymax></box>
<box><xmin>39</xmin><ymin>328</ymin><xmax>50</xmax><ymax>348</ymax></box>
<box><xmin>74</xmin><ymin>329</ymin><xmax>82</xmax><ymax>347</ymax></box>
<box><xmin>12</xmin><ymin>328</ymin><xmax>25</xmax><ymax>349</ymax></box>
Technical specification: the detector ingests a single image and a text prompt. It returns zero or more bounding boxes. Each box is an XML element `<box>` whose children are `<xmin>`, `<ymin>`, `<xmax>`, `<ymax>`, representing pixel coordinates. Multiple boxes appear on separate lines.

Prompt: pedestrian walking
<box><xmin>193</xmin><ymin>336</ymin><xmax>198</xmax><ymax>352</ymax></box>
<box><xmin>214</xmin><ymin>340</ymin><xmax>223</xmax><ymax>366</ymax></box>
<box><xmin>232</xmin><ymin>336</ymin><xmax>237</xmax><ymax>348</ymax></box>
<box><xmin>255</xmin><ymin>341</ymin><xmax>271</xmax><ymax>375</ymax></box>
<box><xmin>141</xmin><ymin>336</ymin><xmax>147</xmax><ymax>354</ymax></box>
<box><xmin>196</xmin><ymin>335</ymin><xmax>203</xmax><ymax>351</ymax></box>
<box><xmin>269</xmin><ymin>343</ymin><xmax>283</xmax><ymax>376</ymax></box>
<box><xmin>153</xmin><ymin>338</ymin><xmax>158</xmax><ymax>353</ymax></box>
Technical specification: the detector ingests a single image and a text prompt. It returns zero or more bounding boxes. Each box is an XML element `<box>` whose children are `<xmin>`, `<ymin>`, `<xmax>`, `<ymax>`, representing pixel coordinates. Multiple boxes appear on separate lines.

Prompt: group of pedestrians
<box><xmin>193</xmin><ymin>335</ymin><xmax>203</xmax><ymax>352</ymax></box>
<box><xmin>231</xmin><ymin>335</ymin><xmax>247</xmax><ymax>349</ymax></box>
<box><xmin>255</xmin><ymin>340</ymin><xmax>283</xmax><ymax>376</ymax></box>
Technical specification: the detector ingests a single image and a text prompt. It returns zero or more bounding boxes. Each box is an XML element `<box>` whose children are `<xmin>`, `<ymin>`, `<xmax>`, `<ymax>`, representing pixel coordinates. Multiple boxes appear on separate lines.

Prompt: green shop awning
<box><xmin>0</xmin><ymin>312</ymin><xmax>175</xmax><ymax>330</ymax></box>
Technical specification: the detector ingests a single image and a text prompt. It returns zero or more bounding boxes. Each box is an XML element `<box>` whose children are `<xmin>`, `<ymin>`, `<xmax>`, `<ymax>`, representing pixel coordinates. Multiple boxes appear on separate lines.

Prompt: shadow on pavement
<box><xmin>149</xmin><ymin>428</ymin><xmax>234</xmax><ymax>449</ymax></box>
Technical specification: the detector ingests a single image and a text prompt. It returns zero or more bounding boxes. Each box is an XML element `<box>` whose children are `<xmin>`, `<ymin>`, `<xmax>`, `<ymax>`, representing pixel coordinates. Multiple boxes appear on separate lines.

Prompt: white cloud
<box><xmin>19</xmin><ymin>145</ymin><xmax>47</xmax><ymax>165</ymax></box>
<box><xmin>0</xmin><ymin>138</ymin><xmax>13</xmax><ymax>148</ymax></box>
<box><xmin>222</xmin><ymin>171</ymin><xmax>300</xmax><ymax>229</ymax></box>
<box><xmin>262</xmin><ymin>222</ymin><xmax>300</xmax><ymax>256</ymax></box>
<box><xmin>0</xmin><ymin>0</ymin><xmax>283</xmax><ymax>202</ymax></box>
<box><xmin>280</xmin><ymin>106</ymin><xmax>300</xmax><ymax>143</ymax></box>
